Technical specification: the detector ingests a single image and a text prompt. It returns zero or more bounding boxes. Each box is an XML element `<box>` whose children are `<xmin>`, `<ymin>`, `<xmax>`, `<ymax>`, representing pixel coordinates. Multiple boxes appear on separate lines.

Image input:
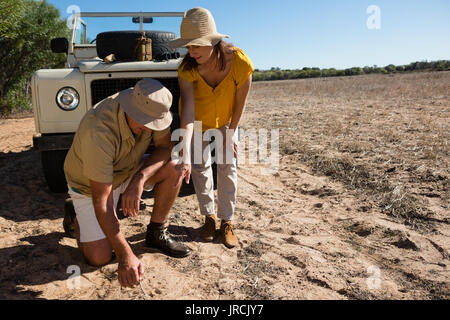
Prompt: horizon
<box><xmin>253</xmin><ymin>60</ymin><xmax>449</xmax><ymax>72</ymax></box>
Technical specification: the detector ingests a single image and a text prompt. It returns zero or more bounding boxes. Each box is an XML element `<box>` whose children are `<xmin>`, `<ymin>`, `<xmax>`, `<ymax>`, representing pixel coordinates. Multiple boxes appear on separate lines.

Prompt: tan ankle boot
<box><xmin>200</xmin><ymin>215</ymin><xmax>217</xmax><ymax>241</ymax></box>
<box><xmin>220</xmin><ymin>221</ymin><xmax>238</xmax><ymax>248</ymax></box>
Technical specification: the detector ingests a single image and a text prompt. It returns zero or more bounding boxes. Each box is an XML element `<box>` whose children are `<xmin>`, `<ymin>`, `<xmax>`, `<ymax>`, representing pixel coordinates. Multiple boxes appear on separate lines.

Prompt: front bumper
<box><xmin>33</xmin><ymin>133</ymin><xmax>75</xmax><ymax>151</ymax></box>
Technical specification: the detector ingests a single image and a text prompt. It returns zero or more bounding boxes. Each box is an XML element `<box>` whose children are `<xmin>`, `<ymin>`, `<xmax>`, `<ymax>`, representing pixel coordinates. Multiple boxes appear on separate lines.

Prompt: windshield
<box><xmin>72</xmin><ymin>14</ymin><xmax>183</xmax><ymax>45</ymax></box>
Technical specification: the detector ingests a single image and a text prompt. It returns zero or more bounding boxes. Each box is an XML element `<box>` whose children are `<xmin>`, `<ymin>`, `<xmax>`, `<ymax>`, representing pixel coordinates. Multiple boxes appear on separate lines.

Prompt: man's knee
<box><xmin>80</xmin><ymin>240</ymin><xmax>113</xmax><ymax>267</ymax></box>
<box><xmin>144</xmin><ymin>159</ymin><xmax>179</xmax><ymax>187</ymax></box>
<box><xmin>163</xmin><ymin>159</ymin><xmax>179</xmax><ymax>179</ymax></box>
<box><xmin>84</xmin><ymin>249</ymin><xmax>113</xmax><ymax>267</ymax></box>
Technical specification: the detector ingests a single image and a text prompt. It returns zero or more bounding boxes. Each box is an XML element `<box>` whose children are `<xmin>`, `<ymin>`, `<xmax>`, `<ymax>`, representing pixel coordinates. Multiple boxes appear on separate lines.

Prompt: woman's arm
<box><xmin>229</xmin><ymin>74</ymin><xmax>252</xmax><ymax>132</ymax></box>
<box><xmin>224</xmin><ymin>74</ymin><xmax>252</xmax><ymax>158</ymax></box>
<box><xmin>179</xmin><ymin>77</ymin><xmax>195</xmax><ymax>158</ymax></box>
<box><xmin>176</xmin><ymin>76</ymin><xmax>195</xmax><ymax>186</ymax></box>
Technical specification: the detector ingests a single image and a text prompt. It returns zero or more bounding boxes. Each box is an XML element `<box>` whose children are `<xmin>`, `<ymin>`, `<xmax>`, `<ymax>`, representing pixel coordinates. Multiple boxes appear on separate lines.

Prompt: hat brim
<box><xmin>169</xmin><ymin>33</ymin><xmax>230</xmax><ymax>49</ymax></box>
<box><xmin>116</xmin><ymin>88</ymin><xmax>173</xmax><ymax>131</ymax></box>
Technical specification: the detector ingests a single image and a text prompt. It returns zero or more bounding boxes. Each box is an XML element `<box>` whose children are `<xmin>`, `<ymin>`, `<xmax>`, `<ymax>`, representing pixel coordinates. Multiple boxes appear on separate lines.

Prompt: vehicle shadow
<box><xmin>0</xmin><ymin>149</ymin><xmax>67</xmax><ymax>223</ymax></box>
<box><xmin>140</xmin><ymin>180</ymin><xmax>196</xmax><ymax>200</ymax></box>
<box><xmin>0</xmin><ymin>231</ymin><xmax>92</xmax><ymax>299</ymax></box>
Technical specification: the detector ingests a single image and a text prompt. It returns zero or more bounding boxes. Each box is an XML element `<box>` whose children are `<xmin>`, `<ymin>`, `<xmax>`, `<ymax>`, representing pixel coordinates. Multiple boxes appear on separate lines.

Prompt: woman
<box><xmin>170</xmin><ymin>7</ymin><xmax>253</xmax><ymax>248</ymax></box>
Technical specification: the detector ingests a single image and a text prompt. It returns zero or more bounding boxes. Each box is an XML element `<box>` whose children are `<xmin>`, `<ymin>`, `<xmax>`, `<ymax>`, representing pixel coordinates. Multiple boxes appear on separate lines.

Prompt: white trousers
<box><xmin>190</xmin><ymin>124</ymin><xmax>238</xmax><ymax>221</ymax></box>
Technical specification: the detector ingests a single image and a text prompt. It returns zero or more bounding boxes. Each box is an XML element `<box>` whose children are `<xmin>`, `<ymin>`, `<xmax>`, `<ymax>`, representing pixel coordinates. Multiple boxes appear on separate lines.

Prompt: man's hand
<box><xmin>118</xmin><ymin>253</ymin><xmax>144</xmax><ymax>288</ymax></box>
<box><xmin>175</xmin><ymin>162</ymin><xmax>191</xmax><ymax>188</ymax></box>
<box><xmin>121</xmin><ymin>175</ymin><xmax>144</xmax><ymax>217</ymax></box>
<box><xmin>90</xmin><ymin>180</ymin><xmax>142</xmax><ymax>288</ymax></box>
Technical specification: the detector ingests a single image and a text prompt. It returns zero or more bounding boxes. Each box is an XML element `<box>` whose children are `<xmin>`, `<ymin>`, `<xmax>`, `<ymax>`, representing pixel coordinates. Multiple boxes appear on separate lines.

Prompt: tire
<box><xmin>41</xmin><ymin>150</ymin><xmax>69</xmax><ymax>193</ymax></box>
<box><xmin>96</xmin><ymin>30</ymin><xmax>177</xmax><ymax>61</ymax></box>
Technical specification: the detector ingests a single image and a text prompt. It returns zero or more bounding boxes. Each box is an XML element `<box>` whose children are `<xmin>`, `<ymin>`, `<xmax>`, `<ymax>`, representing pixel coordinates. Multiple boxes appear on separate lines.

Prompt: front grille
<box><xmin>91</xmin><ymin>77</ymin><xmax>180</xmax><ymax>113</ymax></box>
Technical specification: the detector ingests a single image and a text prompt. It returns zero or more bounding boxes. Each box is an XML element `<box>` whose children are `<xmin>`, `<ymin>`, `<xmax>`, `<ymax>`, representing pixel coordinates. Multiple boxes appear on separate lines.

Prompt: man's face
<box><xmin>132</xmin><ymin>123</ymin><xmax>152</xmax><ymax>135</ymax></box>
<box><xmin>125</xmin><ymin>113</ymin><xmax>152</xmax><ymax>135</ymax></box>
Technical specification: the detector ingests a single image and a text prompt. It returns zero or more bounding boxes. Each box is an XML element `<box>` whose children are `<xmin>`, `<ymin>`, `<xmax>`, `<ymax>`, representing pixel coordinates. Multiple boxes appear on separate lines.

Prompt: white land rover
<box><xmin>32</xmin><ymin>12</ymin><xmax>187</xmax><ymax>193</ymax></box>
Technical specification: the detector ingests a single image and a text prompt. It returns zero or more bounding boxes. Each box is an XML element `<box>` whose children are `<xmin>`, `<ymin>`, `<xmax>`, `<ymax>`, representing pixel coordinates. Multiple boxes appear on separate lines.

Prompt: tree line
<box><xmin>0</xmin><ymin>0</ymin><xmax>69</xmax><ymax>116</ymax></box>
<box><xmin>253</xmin><ymin>60</ymin><xmax>450</xmax><ymax>82</ymax></box>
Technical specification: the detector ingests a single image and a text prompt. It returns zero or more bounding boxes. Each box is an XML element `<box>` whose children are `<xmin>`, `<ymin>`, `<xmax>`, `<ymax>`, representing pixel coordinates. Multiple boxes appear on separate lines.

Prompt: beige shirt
<box><xmin>64</xmin><ymin>93</ymin><xmax>170</xmax><ymax>196</ymax></box>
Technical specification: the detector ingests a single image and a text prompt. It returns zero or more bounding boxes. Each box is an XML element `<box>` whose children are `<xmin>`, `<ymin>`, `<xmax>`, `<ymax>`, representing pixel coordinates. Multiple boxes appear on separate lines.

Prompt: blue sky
<box><xmin>48</xmin><ymin>0</ymin><xmax>450</xmax><ymax>70</ymax></box>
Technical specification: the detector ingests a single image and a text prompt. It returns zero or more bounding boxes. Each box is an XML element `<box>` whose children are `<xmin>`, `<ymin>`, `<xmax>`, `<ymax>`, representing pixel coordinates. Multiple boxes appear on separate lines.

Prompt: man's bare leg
<box><xmin>143</xmin><ymin>159</ymin><xmax>191</xmax><ymax>257</ymax></box>
<box><xmin>72</xmin><ymin>160</ymin><xmax>187</xmax><ymax>264</ymax></box>
<box><xmin>74</xmin><ymin>217</ymin><xmax>113</xmax><ymax>267</ymax></box>
<box><xmin>144</xmin><ymin>159</ymin><xmax>182</xmax><ymax>223</ymax></box>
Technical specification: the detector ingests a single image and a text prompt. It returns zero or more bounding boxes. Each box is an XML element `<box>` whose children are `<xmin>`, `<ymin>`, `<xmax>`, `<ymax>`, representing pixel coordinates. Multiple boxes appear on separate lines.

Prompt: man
<box><xmin>63</xmin><ymin>78</ymin><xmax>190</xmax><ymax>288</ymax></box>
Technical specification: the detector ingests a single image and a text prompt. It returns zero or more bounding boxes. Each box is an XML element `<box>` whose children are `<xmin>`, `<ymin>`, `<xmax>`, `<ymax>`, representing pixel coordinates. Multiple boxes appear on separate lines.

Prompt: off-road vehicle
<box><xmin>32</xmin><ymin>12</ymin><xmax>188</xmax><ymax>193</ymax></box>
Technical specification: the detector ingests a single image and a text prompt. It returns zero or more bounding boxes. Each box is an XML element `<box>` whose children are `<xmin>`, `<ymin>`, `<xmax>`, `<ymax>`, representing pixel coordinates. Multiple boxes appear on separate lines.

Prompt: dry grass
<box><xmin>243</xmin><ymin>72</ymin><xmax>450</xmax><ymax>231</ymax></box>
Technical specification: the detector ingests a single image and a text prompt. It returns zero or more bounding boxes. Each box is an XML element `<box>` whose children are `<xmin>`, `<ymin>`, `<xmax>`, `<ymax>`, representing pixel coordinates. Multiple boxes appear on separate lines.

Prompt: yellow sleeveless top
<box><xmin>178</xmin><ymin>47</ymin><xmax>254</xmax><ymax>132</ymax></box>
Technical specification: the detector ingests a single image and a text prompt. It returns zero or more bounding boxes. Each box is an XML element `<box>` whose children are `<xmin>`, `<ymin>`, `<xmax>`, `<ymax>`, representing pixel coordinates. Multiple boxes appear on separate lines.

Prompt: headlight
<box><xmin>56</xmin><ymin>87</ymin><xmax>79</xmax><ymax>111</ymax></box>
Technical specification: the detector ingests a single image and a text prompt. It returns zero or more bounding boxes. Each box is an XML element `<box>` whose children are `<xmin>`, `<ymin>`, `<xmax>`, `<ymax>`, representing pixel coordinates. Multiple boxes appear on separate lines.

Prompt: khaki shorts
<box><xmin>68</xmin><ymin>175</ymin><xmax>153</xmax><ymax>243</ymax></box>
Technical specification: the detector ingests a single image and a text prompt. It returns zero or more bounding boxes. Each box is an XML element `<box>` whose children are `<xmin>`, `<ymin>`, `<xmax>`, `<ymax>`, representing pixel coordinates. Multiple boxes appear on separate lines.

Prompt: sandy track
<box><xmin>0</xmin><ymin>73</ymin><xmax>448</xmax><ymax>299</ymax></box>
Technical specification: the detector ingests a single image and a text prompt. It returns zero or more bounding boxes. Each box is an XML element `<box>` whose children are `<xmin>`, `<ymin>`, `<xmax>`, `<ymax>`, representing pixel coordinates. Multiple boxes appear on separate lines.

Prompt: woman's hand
<box><xmin>223</xmin><ymin>134</ymin><xmax>238</xmax><ymax>160</ymax></box>
<box><xmin>174</xmin><ymin>162</ymin><xmax>191</xmax><ymax>188</ymax></box>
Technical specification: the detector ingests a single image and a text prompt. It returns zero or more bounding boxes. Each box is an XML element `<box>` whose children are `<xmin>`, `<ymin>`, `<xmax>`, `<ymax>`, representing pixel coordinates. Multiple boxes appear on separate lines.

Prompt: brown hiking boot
<box><xmin>220</xmin><ymin>221</ymin><xmax>238</xmax><ymax>248</ymax></box>
<box><xmin>199</xmin><ymin>215</ymin><xmax>217</xmax><ymax>241</ymax></box>
<box><xmin>145</xmin><ymin>226</ymin><xmax>191</xmax><ymax>258</ymax></box>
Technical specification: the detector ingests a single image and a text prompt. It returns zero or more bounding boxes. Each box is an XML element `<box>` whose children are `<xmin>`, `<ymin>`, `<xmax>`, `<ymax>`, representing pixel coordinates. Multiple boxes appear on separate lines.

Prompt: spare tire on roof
<box><xmin>96</xmin><ymin>30</ymin><xmax>178</xmax><ymax>61</ymax></box>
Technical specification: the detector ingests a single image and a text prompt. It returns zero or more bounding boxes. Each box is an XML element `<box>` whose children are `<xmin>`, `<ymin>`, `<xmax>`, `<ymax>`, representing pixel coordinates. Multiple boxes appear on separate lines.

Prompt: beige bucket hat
<box><xmin>117</xmin><ymin>78</ymin><xmax>173</xmax><ymax>131</ymax></box>
<box><xmin>169</xmin><ymin>7</ymin><xmax>229</xmax><ymax>48</ymax></box>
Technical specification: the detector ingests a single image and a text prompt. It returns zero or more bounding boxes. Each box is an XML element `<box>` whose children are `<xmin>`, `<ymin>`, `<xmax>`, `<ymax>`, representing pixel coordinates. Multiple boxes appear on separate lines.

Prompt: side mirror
<box><xmin>51</xmin><ymin>37</ymin><xmax>69</xmax><ymax>53</ymax></box>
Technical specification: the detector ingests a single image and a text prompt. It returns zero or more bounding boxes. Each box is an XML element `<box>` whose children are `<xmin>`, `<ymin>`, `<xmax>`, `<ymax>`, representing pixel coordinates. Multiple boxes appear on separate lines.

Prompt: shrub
<box><xmin>385</xmin><ymin>64</ymin><xmax>396</xmax><ymax>73</ymax></box>
<box><xmin>0</xmin><ymin>0</ymin><xmax>69</xmax><ymax>115</ymax></box>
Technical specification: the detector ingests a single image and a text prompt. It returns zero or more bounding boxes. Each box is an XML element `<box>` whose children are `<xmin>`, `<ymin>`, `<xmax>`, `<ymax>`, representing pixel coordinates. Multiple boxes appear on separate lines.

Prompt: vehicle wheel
<box><xmin>41</xmin><ymin>150</ymin><xmax>69</xmax><ymax>193</ymax></box>
<box><xmin>96</xmin><ymin>30</ymin><xmax>178</xmax><ymax>61</ymax></box>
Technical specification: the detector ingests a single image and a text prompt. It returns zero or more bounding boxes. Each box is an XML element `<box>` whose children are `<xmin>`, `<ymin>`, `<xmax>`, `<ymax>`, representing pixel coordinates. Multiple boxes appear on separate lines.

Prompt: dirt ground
<box><xmin>0</xmin><ymin>71</ymin><xmax>448</xmax><ymax>300</ymax></box>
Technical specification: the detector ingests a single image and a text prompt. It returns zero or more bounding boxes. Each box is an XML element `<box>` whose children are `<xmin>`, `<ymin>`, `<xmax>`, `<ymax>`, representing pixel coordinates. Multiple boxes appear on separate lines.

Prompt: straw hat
<box><xmin>169</xmin><ymin>7</ymin><xmax>229</xmax><ymax>48</ymax></box>
<box><xmin>117</xmin><ymin>78</ymin><xmax>173</xmax><ymax>131</ymax></box>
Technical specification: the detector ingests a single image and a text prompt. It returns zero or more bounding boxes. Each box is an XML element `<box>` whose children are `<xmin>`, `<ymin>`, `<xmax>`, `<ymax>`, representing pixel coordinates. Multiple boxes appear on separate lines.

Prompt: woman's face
<box><xmin>187</xmin><ymin>45</ymin><xmax>214</xmax><ymax>65</ymax></box>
